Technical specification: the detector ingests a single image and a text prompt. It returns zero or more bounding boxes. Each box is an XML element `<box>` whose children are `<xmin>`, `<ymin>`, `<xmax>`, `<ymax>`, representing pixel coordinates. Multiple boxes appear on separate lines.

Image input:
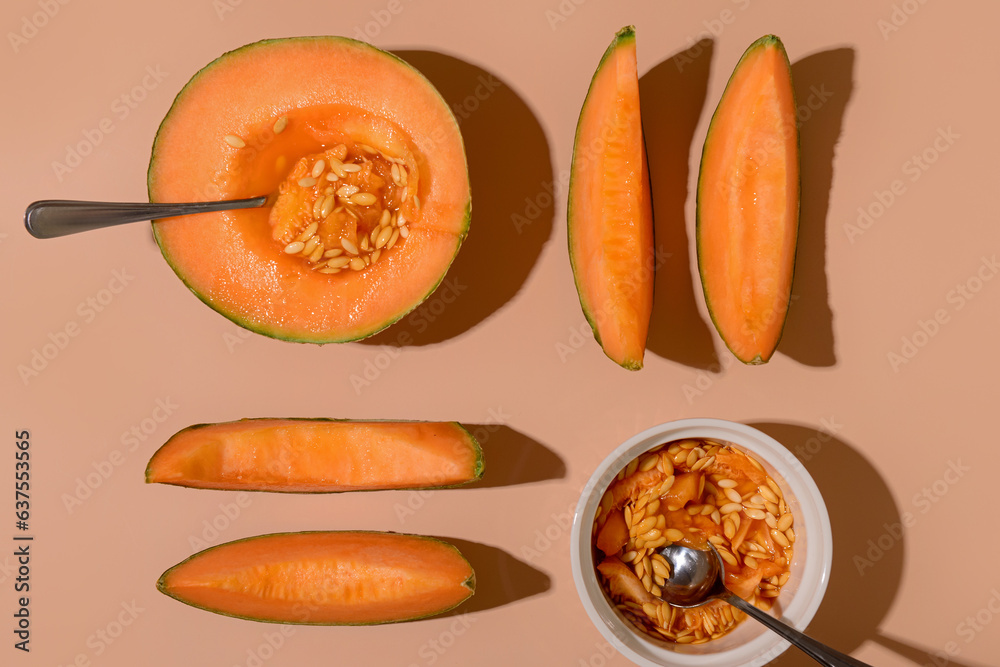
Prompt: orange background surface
<box><xmin>3</xmin><ymin>1</ymin><xmax>999</xmax><ymax>665</ymax></box>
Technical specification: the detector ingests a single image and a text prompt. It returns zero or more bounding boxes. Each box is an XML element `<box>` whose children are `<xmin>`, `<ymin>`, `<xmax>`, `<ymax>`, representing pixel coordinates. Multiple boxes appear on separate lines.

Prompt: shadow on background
<box><xmin>641</xmin><ymin>39</ymin><xmax>720</xmax><ymax>370</ymax></box>
<box><xmin>872</xmin><ymin>634</ymin><xmax>995</xmax><ymax>667</ymax></box>
<box><xmin>432</xmin><ymin>538</ymin><xmax>551</xmax><ymax>615</ymax></box>
<box><xmin>360</xmin><ymin>51</ymin><xmax>554</xmax><ymax>347</ymax></box>
<box><xmin>463</xmin><ymin>424</ymin><xmax>565</xmax><ymax>489</ymax></box>
<box><xmin>749</xmin><ymin>423</ymin><xmax>978</xmax><ymax>667</ymax></box>
<box><xmin>777</xmin><ymin>48</ymin><xmax>855</xmax><ymax>367</ymax></box>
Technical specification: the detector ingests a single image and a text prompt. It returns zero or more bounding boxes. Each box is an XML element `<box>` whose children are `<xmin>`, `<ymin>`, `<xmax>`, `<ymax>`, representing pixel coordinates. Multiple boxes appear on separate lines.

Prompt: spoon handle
<box><xmin>726</xmin><ymin>595</ymin><xmax>874</xmax><ymax>667</ymax></box>
<box><xmin>24</xmin><ymin>197</ymin><xmax>268</xmax><ymax>239</ymax></box>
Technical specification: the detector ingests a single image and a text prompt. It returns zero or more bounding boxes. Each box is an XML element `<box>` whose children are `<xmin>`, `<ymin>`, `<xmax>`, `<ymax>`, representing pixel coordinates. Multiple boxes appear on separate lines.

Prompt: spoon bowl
<box><xmin>655</xmin><ymin>542</ymin><xmax>724</xmax><ymax>607</ymax></box>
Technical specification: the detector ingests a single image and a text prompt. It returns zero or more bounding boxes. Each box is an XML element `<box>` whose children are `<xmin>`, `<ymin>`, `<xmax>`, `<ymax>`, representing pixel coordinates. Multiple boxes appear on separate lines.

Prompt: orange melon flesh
<box><xmin>596</xmin><ymin>556</ymin><xmax>657</xmax><ymax>607</ymax></box>
<box><xmin>595</xmin><ymin>508</ymin><xmax>629</xmax><ymax>555</ymax></box>
<box><xmin>568</xmin><ymin>26</ymin><xmax>654</xmax><ymax>370</ymax></box>
<box><xmin>145</xmin><ymin>419</ymin><xmax>483</xmax><ymax>492</ymax></box>
<box><xmin>608</xmin><ymin>468</ymin><xmax>667</xmax><ymax>509</ymax></box>
<box><xmin>158</xmin><ymin>531</ymin><xmax>475</xmax><ymax>624</ymax></box>
<box><xmin>697</xmin><ymin>35</ymin><xmax>799</xmax><ymax>364</ymax></box>
<box><xmin>148</xmin><ymin>38</ymin><xmax>470</xmax><ymax>343</ymax></box>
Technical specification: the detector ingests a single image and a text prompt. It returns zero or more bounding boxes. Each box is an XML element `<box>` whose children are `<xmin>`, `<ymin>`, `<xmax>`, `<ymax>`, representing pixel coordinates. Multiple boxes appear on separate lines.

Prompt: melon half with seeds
<box><xmin>568</xmin><ymin>26</ymin><xmax>654</xmax><ymax>370</ymax></box>
<box><xmin>148</xmin><ymin>37</ymin><xmax>471</xmax><ymax>343</ymax></box>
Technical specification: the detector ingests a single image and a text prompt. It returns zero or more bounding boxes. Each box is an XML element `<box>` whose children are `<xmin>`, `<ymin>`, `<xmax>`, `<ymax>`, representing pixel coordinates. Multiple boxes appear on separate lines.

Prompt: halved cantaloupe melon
<box><xmin>568</xmin><ymin>26</ymin><xmax>654</xmax><ymax>370</ymax></box>
<box><xmin>145</xmin><ymin>419</ymin><xmax>483</xmax><ymax>492</ymax></box>
<box><xmin>697</xmin><ymin>35</ymin><xmax>799</xmax><ymax>364</ymax></box>
<box><xmin>157</xmin><ymin>531</ymin><xmax>475</xmax><ymax>624</ymax></box>
<box><xmin>148</xmin><ymin>37</ymin><xmax>470</xmax><ymax>343</ymax></box>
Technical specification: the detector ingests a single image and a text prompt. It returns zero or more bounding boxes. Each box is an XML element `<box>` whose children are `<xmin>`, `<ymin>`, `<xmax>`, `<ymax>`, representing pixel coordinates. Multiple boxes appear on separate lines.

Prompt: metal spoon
<box><xmin>657</xmin><ymin>543</ymin><xmax>873</xmax><ymax>667</ymax></box>
<box><xmin>24</xmin><ymin>197</ymin><xmax>268</xmax><ymax>239</ymax></box>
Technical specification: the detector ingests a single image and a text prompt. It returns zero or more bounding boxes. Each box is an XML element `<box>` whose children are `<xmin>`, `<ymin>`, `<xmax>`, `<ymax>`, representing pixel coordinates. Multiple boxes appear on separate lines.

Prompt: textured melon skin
<box><xmin>147</xmin><ymin>37</ymin><xmax>471</xmax><ymax>344</ymax></box>
<box><xmin>156</xmin><ymin>531</ymin><xmax>476</xmax><ymax>625</ymax></box>
<box><xmin>696</xmin><ymin>35</ymin><xmax>799</xmax><ymax>365</ymax></box>
<box><xmin>144</xmin><ymin>418</ymin><xmax>485</xmax><ymax>492</ymax></box>
<box><xmin>567</xmin><ymin>26</ymin><xmax>654</xmax><ymax>370</ymax></box>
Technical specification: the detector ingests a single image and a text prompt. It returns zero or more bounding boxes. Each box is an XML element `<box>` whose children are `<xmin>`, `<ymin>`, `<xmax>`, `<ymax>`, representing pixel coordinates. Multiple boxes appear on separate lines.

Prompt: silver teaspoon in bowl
<box><xmin>24</xmin><ymin>196</ymin><xmax>268</xmax><ymax>239</ymax></box>
<box><xmin>657</xmin><ymin>543</ymin><xmax>874</xmax><ymax>667</ymax></box>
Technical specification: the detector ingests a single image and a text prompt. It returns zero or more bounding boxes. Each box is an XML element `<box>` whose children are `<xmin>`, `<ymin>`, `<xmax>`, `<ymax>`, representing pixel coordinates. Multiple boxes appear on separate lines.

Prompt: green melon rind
<box><xmin>567</xmin><ymin>26</ymin><xmax>645</xmax><ymax>371</ymax></box>
<box><xmin>695</xmin><ymin>34</ymin><xmax>799</xmax><ymax>365</ymax></box>
<box><xmin>144</xmin><ymin>418</ymin><xmax>484</xmax><ymax>491</ymax></box>
<box><xmin>156</xmin><ymin>530</ymin><xmax>475</xmax><ymax>625</ymax></box>
<box><xmin>147</xmin><ymin>36</ymin><xmax>471</xmax><ymax>345</ymax></box>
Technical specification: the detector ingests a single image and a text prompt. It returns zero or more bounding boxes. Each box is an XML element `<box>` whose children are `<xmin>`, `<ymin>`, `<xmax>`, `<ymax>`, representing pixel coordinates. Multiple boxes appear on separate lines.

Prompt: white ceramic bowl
<box><xmin>570</xmin><ymin>419</ymin><xmax>832</xmax><ymax>667</ymax></box>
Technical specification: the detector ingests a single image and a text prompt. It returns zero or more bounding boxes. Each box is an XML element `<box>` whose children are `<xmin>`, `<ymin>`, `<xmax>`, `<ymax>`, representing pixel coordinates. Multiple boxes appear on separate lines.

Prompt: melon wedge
<box><xmin>145</xmin><ymin>419</ymin><xmax>483</xmax><ymax>492</ymax></box>
<box><xmin>157</xmin><ymin>531</ymin><xmax>475</xmax><ymax>624</ymax></box>
<box><xmin>697</xmin><ymin>35</ymin><xmax>799</xmax><ymax>364</ymax></box>
<box><xmin>568</xmin><ymin>26</ymin><xmax>654</xmax><ymax>370</ymax></box>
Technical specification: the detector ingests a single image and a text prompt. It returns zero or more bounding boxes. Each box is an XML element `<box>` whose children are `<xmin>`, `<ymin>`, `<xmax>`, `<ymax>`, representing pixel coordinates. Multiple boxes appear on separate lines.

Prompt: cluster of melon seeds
<box><xmin>258</xmin><ymin>121</ymin><xmax>418</xmax><ymax>274</ymax></box>
<box><xmin>592</xmin><ymin>439</ymin><xmax>795</xmax><ymax>645</ymax></box>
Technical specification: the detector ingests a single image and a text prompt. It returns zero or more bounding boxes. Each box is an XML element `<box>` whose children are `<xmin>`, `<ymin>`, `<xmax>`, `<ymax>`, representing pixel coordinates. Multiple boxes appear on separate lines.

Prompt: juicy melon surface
<box><xmin>697</xmin><ymin>35</ymin><xmax>799</xmax><ymax>364</ymax></box>
<box><xmin>145</xmin><ymin>419</ymin><xmax>483</xmax><ymax>492</ymax></box>
<box><xmin>568</xmin><ymin>26</ymin><xmax>654</xmax><ymax>370</ymax></box>
<box><xmin>157</xmin><ymin>531</ymin><xmax>475</xmax><ymax>624</ymax></box>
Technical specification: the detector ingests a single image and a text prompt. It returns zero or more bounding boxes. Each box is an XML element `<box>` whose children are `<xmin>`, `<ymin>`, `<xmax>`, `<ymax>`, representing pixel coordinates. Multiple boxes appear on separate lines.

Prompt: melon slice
<box><xmin>145</xmin><ymin>419</ymin><xmax>483</xmax><ymax>492</ymax></box>
<box><xmin>568</xmin><ymin>26</ymin><xmax>654</xmax><ymax>370</ymax></box>
<box><xmin>157</xmin><ymin>531</ymin><xmax>475</xmax><ymax>624</ymax></box>
<box><xmin>696</xmin><ymin>35</ymin><xmax>799</xmax><ymax>364</ymax></box>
